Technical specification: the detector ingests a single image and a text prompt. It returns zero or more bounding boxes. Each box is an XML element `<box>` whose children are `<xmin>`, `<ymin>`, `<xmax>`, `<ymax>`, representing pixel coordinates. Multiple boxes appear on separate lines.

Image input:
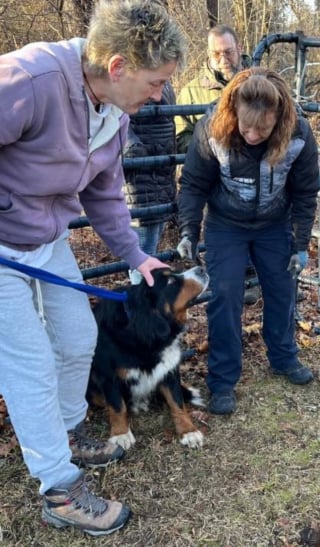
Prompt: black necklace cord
<box><xmin>83</xmin><ymin>70</ymin><xmax>104</xmax><ymax>109</ymax></box>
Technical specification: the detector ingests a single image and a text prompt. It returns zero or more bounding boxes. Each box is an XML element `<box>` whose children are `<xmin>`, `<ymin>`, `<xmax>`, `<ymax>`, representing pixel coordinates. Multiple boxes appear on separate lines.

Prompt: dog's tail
<box><xmin>181</xmin><ymin>384</ymin><xmax>206</xmax><ymax>407</ymax></box>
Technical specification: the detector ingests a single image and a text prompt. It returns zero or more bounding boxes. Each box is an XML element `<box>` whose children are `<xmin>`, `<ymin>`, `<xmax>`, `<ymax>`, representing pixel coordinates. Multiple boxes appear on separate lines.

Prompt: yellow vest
<box><xmin>175</xmin><ymin>64</ymin><xmax>224</xmax><ymax>153</ymax></box>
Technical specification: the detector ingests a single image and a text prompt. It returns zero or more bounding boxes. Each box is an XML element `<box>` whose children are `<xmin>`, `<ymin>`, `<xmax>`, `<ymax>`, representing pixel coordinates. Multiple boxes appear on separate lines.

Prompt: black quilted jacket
<box><xmin>123</xmin><ymin>82</ymin><xmax>176</xmax><ymax>226</ymax></box>
<box><xmin>178</xmin><ymin>112</ymin><xmax>320</xmax><ymax>252</ymax></box>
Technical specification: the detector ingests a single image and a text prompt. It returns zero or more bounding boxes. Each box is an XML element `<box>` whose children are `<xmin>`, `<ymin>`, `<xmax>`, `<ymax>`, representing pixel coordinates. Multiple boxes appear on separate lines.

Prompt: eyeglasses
<box><xmin>209</xmin><ymin>48</ymin><xmax>236</xmax><ymax>61</ymax></box>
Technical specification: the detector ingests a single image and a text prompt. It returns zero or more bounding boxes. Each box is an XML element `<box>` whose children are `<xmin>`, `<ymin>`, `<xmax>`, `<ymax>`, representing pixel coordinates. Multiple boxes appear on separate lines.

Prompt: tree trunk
<box><xmin>206</xmin><ymin>0</ymin><xmax>218</xmax><ymax>27</ymax></box>
<box><xmin>72</xmin><ymin>0</ymin><xmax>95</xmax><ymax>33</ymax></box>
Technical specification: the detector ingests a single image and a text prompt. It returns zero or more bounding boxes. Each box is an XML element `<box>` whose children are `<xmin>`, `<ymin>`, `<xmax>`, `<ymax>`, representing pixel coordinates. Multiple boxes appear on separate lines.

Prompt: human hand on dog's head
<box><xmin>137</xmin><ymin>256</ymin><xmax>170</xmax><ymax>287</ymax></box>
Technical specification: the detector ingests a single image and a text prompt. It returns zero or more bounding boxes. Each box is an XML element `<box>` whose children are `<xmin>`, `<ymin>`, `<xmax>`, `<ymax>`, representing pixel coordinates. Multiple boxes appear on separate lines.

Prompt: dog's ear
<box><xmin>126</xmin><ymin>276</ymin><xmax>172</xmax><ymax>345</ymax></box>
<box><xmin>143</xmin><ymin>268</ymin><xmax>171</xmax><ymax>288</ymax></box>
<box><xmin>131</xmin><ymin>308</ymin><xmax>171</xmax><ymax>346</ymax></box>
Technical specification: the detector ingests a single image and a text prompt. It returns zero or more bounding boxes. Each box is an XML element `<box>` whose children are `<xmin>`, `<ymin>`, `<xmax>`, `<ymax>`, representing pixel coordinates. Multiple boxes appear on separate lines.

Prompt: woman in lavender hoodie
<box><xmin>0</xmin><ymin>0</ymin><xmax>186</xmax><ymax>537</ymax></box>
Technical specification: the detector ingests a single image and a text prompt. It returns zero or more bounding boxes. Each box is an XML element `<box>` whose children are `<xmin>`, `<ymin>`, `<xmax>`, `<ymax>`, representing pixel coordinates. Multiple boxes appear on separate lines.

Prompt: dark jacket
<box><xmin>123</xmin><ymin>82</ymin><xmax>176</xmax><ymax>226</ymax></box>
<box><xmin>178</xmin><ymin>112</ymin><xmax>320</xmax><ymax>252</ymax></box>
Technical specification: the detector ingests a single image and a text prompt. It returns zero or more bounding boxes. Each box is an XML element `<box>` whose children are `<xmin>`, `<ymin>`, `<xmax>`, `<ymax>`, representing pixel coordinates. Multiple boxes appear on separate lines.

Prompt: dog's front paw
<box><xmin>109</xmin><ymin>429</ymin><xmax>136</xmax><ymax>450</ymax></box>
<box><xmin>180</xmin><ymin>430</ymin><xmax>204</xmax><ymax>448</ymax></box>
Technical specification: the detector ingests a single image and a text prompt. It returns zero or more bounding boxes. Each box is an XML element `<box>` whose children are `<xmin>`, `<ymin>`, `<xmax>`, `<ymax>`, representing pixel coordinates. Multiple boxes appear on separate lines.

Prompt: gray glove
<box><xmin>287</xmin><ymin>251</ymin><xmax>308</xmax><ymax>279</ymax></box>
<box><xmin>177</xmin><ymin>235</ymin><xmax>199</xmax><ymax>263</ymax></box>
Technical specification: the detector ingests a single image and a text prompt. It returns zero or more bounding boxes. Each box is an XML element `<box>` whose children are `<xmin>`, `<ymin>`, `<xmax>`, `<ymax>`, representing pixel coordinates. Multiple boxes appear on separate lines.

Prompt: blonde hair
<box><xmin>210</xmin><ymin>67</ymin><xmax>297</xmax><ymax>165</ymax></box>
<box><xmin>85</xmin><ymin>0</ymin><xmax>187</xmax><ymax>76</ymax></box>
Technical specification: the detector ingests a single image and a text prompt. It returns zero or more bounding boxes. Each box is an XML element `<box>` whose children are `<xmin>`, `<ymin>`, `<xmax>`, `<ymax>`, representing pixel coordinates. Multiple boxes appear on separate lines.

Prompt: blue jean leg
<box><xmin>251</xmin><ymin>223</ymin><xmax>299</xmax><ymax>370</ymax></box>
<box><xmin>204</xmin><ymin>221</ymin><xmax>298</xmax><ymax>394</ymax></box>
<box><xmin>204</xmin><ymin>223</ymin><xmax>250</xmax><ymax>393</ymax></box>
<box><xmin>129</xmin><ymin>223</ymin><xmax>165</xmax><ymax>284</ymax></box>
<box><xmin>132</xmin><ymin>222</ymin><xmax>165</xmax><ymax>255</ymax></box>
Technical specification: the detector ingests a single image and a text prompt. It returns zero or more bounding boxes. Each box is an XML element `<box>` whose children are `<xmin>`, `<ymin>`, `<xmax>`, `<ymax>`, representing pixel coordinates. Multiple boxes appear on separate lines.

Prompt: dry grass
<box><xmin>2</xmin><ymin>295</ymin><xmax>320</xmax><ymax>546</ymax></box>
<box><xmin>2</xmin><ymin>227</ymin><xmax>320</xmax><ymax>546</ymax></box>
<box><xmin>1</xmin><ymin>3</ymin><xmax>320</xmax><ymax>545</ymax></box>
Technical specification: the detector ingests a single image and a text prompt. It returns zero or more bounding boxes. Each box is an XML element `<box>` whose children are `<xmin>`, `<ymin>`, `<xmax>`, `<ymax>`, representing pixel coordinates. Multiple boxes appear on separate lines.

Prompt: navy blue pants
<box><xmin>204</xmin><ymin>220</ymin><xmax>299</xmax><ymax>394</ymax></box>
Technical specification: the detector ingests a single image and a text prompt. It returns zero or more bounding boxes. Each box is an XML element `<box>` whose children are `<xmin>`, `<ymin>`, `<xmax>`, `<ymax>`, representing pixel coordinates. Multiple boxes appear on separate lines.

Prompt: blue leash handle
<box><xmin>0</xmin><ymin>256</ymin><xmax>128</xmax><ymax>302</ymax></box>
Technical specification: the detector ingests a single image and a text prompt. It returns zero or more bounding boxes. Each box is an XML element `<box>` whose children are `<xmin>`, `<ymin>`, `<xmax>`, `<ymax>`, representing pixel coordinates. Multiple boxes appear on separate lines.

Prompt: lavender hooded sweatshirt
<box><xmin>0</xmin><ymin>39</ymin><xmax>148</xmax><ymax>269</ymax></box>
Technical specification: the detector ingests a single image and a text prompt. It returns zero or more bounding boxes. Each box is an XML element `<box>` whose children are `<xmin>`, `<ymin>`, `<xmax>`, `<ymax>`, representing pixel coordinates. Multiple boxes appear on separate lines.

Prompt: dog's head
<box><xmin>125</xmin><ymin>265</ymin><xmax>209</xmax><ymax>343</ymax></box>
<box><xmin>94</xmin><ymin>266</ymin><xmax>209</xmax><ymax>350</ymax></box>
<box><xmin>140</xmin><ymin>265</ymin><xmax>209</xmax><ymax>322</ymax></box>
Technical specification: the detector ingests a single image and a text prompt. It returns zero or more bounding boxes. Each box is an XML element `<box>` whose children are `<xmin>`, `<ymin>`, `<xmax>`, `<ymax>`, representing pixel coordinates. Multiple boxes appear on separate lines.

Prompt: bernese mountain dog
<box><xmin>86</xmin><ymin>265</ymin><xmax>209</xmax><ymax>449</ymax></box>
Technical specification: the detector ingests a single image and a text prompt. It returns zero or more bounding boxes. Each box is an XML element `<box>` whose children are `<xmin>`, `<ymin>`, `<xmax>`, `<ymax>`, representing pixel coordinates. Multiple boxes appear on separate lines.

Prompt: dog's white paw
<box><xmin>109</xmin><ymin>429</ymin><xmax>136</xmax><ymax>450</ymax></box>
<box><xmin>180</xmin><ymin>430</ymin><xmax>204</xmax><ymax>448</ymax></box>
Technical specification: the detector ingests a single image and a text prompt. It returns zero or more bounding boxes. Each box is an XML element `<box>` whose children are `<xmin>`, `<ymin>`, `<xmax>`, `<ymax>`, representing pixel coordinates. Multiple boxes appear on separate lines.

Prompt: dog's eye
<box><xmin>167</xmin><ymin>277</ymin><xmax>176</xmax><ymax>285</ymax></box>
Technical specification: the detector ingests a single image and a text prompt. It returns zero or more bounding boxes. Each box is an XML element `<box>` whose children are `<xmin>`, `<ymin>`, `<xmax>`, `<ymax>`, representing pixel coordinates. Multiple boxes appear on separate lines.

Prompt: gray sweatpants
<box><xmin>0</xmin><ymin>237</ymin><xmax>98</xmax><ymax>494</ymax></box>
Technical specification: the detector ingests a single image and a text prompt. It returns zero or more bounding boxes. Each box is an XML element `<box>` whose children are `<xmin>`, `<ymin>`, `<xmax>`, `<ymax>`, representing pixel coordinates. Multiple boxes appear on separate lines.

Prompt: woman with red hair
<box><xmin>177</xmin><ymin>67</ymin><xmax>319</xmax><ymax>415</ymax></box>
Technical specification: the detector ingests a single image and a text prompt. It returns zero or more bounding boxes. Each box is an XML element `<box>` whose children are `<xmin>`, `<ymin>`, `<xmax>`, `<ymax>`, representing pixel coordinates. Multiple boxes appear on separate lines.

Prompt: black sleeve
<box><xmin>288</xmin><ymin>118</ymin><xmax>320</xmax><ymax>251</ymax></box>
<box><xmin>177</xmin><ymin>115</ymin><xmax>220</xmax><ymax>239</ymax></box>
<box><xmin>123</xmin><ymin>125</ymin><xmax>147</xmax><ymax>158</ymax></box>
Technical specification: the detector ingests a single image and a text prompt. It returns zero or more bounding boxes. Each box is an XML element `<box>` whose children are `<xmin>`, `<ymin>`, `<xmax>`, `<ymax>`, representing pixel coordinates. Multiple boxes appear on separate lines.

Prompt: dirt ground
<box><xmin>2</xmin><ymin>223</ymin><xmax>320</xmax><ymax>546</ymax></box>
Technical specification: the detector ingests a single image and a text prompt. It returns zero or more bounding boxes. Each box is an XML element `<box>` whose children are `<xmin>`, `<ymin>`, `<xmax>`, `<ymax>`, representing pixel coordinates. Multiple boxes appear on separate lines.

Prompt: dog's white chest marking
<box><xmin>126</xmin><ymin>337</ymin><xmax>182</xmax><ymax>400</ymax></box>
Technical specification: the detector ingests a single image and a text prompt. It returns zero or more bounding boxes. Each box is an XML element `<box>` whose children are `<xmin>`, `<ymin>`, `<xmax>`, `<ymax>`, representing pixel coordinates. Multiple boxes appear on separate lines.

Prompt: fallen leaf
<box><xmin>297</xmin><ymin>320</ymin><xmax>313</xmax><ymax>333</ymax></box>
<box><xmin>190</xmin><ymin>410</ymin><xmax>210</xmax><ymax>426</ymax></box>
<box><xmin>243</xmin><ymin>323</ymin><xmax>261</xmax><ymax>335</ymax></box>
<box><xmin>0</xmin><ymin>434</ymin><xmax>19</xmax><ymax>457</ymax></box>
<box><xmin>198</xmin><ymin>340</ymin><xmax>209</xmax><ymax>353</ymax></box>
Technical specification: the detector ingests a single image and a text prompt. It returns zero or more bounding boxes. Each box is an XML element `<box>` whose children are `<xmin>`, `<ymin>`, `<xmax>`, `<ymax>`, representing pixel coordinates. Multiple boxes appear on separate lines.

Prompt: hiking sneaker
<box><xmin>42</xmin><ymin>471</ymin><xmax>131</xmax><ymax>536</ymax></box>
<box><xmin>208</xmin><ymin>391</ymin><xmax>236</xmax><ymax>415</ymax></box>
<box><xmin>272</xmin><ymin>363</ymin><xmax>314</xmax><ymax>385</ymax></box>
<box><xmin>68</xmin><ymin>421</ymin><xmax>124</xmax><ymax>467</ymax></box>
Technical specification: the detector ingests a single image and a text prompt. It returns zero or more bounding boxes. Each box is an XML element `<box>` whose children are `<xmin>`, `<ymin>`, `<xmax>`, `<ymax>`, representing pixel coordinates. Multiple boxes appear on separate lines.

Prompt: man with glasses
<box><xmin>176</xmin><ymin>25</ymin><xmax>257</xmax><ymax>307</ymax></box>
<box><xmin>176</xmin><ymin>24</ymin><xmax>251</xmax><ymax>154</ymax></box>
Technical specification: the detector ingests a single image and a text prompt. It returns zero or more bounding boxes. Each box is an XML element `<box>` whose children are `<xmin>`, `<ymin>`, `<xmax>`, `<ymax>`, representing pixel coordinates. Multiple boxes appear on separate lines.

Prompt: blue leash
<box><xmin>0</xmin><ymin>256</ymin><xmax>127</xmax><ymax>302</ymax></box>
